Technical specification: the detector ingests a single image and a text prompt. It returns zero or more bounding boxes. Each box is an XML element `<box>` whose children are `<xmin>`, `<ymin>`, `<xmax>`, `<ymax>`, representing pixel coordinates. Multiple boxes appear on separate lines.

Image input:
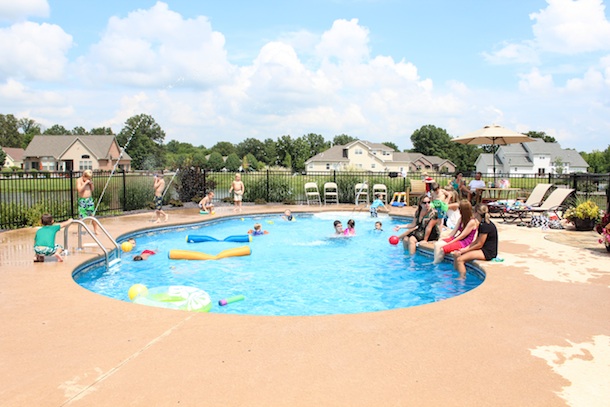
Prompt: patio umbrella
<box><xmin>452</xmin><ymin>124</ymin><xmax>536</xmax><ymax>183</ymax></box>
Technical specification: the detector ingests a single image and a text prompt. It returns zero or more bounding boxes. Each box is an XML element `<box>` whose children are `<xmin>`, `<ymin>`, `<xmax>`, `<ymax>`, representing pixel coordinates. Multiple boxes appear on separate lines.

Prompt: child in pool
<box><xmin>344</xmin><ymin>219</ymin><xmax>356</xmax><ymax>236</ymax></box>
<box><xmin>33</xmin><ymin>214</ymin><xmax>73</xmax><ymax>262</ymax></box>
<box><xmin>133</xmin><ymin>249</ymin><xmax>156</xmax><ymax>261</ymax></box>
<box><xmin>282</xmin><ymin>209</ymin><xmax>295</xmax><ymax>221</ymax></box>
<box><xmin>369</xmin><ymin>194</ymin><xmax>388</xmax><ymax>217</ymax></box>
<box><xmin>333</xmin><ymin>220</ymin><xmax>344</xmax><ymax>235</ymax></box>
<box><xmin>248</xmin><ymin>223</ymin><xmax>268</xmax><ymax>236</ymax></box>
<box><xmin>375</xmin><ymin>221</ymin><xmax>383</xmax><ymax>231</ymax></box>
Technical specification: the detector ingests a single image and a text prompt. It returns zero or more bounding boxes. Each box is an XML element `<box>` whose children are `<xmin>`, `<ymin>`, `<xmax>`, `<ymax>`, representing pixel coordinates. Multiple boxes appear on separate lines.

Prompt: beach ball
<box><xmin>121</xmin><ymin>241</ymin><xmax>133</xmax><ymax>252</ymax></box>
<box><xmin>389</xmin><ymin>236</ymin><xmax>400</xmax><ymax>245</ymax></box>
<box><xmin>128</xmin><ymin>284</ymin><xmax>148</xmax><ymax>301</ymax></box>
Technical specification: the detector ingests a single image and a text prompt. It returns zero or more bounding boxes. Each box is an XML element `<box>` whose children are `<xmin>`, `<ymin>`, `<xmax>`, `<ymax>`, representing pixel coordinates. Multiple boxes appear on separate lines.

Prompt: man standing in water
<box><xmin>154</xmin><ymin>173</ymin><xmax>168</xmax><ymax>223</ymax></box>
<box><xmin>76</xmin><ymin>169</ymin><xmax>100</xmax><ymax>235</ymax></box>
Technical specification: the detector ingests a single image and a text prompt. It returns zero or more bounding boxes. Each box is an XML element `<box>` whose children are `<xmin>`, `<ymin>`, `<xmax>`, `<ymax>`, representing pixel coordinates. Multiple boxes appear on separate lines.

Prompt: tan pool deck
<box><xmin>1</xmin><ymin>204</ymin><xmax>609</xmax><ymax>407</ymax></box>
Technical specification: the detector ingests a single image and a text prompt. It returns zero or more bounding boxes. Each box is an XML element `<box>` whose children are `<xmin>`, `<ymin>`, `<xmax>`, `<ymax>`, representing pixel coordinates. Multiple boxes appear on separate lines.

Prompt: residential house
<box><xmin>305</xmin><ymin>140</ymin><xmax>456</xmax><ymax>174</ymax></box>
<box><xmin>1</xmin><ymin>146</ymin><xmax>25</xmax><ymax>169</ymax></box>
<box><xmin>475</xmin><ymin>139</ymin><xmax>589</xmax><ymax>176</ymax></box>
<box><xmin>23</xmin><ymin>135</ymin><xmax>131</xmax><ymax>172</ymax></box>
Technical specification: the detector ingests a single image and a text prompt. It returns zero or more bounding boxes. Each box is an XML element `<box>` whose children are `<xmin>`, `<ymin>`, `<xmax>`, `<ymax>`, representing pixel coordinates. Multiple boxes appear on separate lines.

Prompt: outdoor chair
<box><xmin>372</xmin><ymin>184</ymin><xmax>388</xmax><ymax>203</ymax></box>
<box><xmin>406</xmin><ymin>180</ymin><xmax>427</xmax><ymax>206</ymax></box>
<box><xmin>507</xmin><ymin>187</ymin><xmax>575</xmax><ymax>224</ymax></box>
<box><xmin>497</xmin><ymin>183</ymin><xmax>552</xmax><ymax>222</ymax></box>
<box><xmin>304</xmin><ymin>182</ymin><xmax>321</xmax><ymax>205</ymax></box>
<box><xmin>355</xmin><ymin>183</ymin><xmax>369</xmax><ymax>205</ymax></box>
<box><xmin>324</xmin><ymin>182</ymin><xmax>339</xmax><ymax>205</ymax></box>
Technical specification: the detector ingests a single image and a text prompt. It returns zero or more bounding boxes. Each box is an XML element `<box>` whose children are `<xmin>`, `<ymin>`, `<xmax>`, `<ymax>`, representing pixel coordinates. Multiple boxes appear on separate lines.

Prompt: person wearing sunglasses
<box><xmin>392</xmin><ymin>194</ymin><xmax>440</xmax><ymax>254</ymax></box>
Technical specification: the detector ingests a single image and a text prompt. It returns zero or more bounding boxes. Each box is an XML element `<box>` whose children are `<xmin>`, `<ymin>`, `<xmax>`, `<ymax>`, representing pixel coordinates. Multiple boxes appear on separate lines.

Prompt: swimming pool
<box><xmin>73</xmin><ymin>212</ymin><xmax>484</xmax><ymax>316</ymax></box>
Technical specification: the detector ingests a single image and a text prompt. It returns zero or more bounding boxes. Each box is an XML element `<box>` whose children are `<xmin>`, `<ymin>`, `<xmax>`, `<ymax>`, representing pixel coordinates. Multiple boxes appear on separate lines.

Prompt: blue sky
<box><xmin>1</xmin><ymin>0</ymin><xmax>609</xmax><ymax>152</ymax></box>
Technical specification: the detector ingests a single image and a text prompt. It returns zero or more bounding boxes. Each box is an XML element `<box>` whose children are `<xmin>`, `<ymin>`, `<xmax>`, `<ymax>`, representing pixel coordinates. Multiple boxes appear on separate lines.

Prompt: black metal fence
<box><xmin>1</xmin><ymin>169</ymin><xmax>609</xmax><ymax>230</ymax></box>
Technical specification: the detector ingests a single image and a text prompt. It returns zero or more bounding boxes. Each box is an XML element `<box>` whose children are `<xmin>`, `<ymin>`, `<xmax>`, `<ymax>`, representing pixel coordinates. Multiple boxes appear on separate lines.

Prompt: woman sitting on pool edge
<box><xmin>133</xmin><ymin>249</ymin><xmax>156</xmax><ymax>261</ymax></box>
<box><xmin>393</xmin><ymin>194</ymin><xmax>440</xmax><ymax>254</ymax></box>
<box><xmin>452</xmin><ymin>203</ymin><xmax>498</xmax><ymax>278</ymax></box>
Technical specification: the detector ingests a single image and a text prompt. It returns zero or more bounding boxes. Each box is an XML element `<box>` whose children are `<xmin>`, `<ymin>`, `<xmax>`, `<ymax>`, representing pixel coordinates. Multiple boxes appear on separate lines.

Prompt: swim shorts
<box><xmin>234</xmin><ymin>191</ymin><xmax>243</xmax><ymax>202</ymax></box>
<box><xmin>155</xmin><ymin>195</ymin><xmax>163</xmax><ymax>210</ymax></box>
<box><xmin>34</xmin><ymin>244</ymin><xmax>64</xmax><ymax>256</ymax></box>
<box><xmin>78</xmin><ymin>197</ymin><xmax>95</xmax><ymax>218</ymax></box>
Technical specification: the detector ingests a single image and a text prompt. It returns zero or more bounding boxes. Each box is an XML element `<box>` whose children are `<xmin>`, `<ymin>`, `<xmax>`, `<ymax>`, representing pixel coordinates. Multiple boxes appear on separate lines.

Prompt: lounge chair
<box><xmin>498</xmin><ymin>183</ymin><xmax>552</xmax><ymax>222</ymax></box>
<box><xmin>508</xmin><ymin>187</ymin><xmax>575</xmax><ymax>224</ymax></box>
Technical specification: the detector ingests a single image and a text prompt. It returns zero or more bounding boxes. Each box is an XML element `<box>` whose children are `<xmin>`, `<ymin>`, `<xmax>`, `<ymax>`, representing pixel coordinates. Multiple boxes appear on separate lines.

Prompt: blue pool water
<box><xmin>73</xmin><ymin>212</ymin><xmax>484</xmax><ymax>316</ymax></box>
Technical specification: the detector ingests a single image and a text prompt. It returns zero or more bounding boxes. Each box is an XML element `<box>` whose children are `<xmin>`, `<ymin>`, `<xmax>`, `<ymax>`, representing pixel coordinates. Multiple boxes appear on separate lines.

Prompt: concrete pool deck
<box><xmin>1</xmin><ymin>204</ymin><xmax>609</xmax><ymax>406</ymax></box>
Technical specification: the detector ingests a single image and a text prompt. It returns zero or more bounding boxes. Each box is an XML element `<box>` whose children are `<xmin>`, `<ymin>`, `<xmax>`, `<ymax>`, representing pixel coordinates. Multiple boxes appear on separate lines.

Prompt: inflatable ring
<box><xmin>133</xmin><ymin>285</ymin><xmax>212</xmax><ymax>312</ymax></box>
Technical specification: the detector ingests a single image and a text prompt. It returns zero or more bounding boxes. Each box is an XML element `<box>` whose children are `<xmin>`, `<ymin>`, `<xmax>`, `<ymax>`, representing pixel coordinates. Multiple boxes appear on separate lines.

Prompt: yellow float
<box><xmin>169</xmin><ymin>245</ymin><xmax>251</xmax><ymax>260</ymax></box>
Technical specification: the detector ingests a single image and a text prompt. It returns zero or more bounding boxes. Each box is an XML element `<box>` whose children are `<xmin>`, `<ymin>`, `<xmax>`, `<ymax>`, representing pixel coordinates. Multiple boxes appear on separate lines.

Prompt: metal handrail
<box><xmin>63</xmin><ymin>217</ymin><xmax>119</xmax><ymax>269</ymax></box>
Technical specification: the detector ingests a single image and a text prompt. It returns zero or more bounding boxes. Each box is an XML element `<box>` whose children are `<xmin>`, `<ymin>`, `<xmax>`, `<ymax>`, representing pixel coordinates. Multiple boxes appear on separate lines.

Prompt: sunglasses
<box><xmin>422</xmin><ymin>201</ymin><xmax>431</xmax><ymax>204</ymax></box>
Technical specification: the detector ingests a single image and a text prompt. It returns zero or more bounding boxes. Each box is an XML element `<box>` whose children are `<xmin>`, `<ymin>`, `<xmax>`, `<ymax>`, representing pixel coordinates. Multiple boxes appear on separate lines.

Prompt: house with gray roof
<box><xmin>305</xmin><ymin>140</ymin><xmax>456</xmax><ymax>174</ymax></box>
<box><xmin>475</xmin><ymin>139</ymin><xmax>588</xmax><ymax>176</ymax></box>
<box><xmin>1</xmin><ymin>146</ymin><xmax>25</xmax><ymax>168</ymax></box>
<box><xmin>23</xmin><ymin>135</ymin><xmax>131</xmax><ymax>172</ymax></box>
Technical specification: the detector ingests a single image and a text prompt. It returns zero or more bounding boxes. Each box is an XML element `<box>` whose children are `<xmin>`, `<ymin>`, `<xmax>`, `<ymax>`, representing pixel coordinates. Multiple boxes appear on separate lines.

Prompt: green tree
<box><xmin>90</xmin><ymin>127</ymin><xmax>114</xmax><ymax>135</ymax></box>
<box><xmin>243</xmin><ymin>153</ymin><xmax>258</xmax><ymax>170</ymax></box>
<box><xmin>18</xmin><ymin>118</ymin><xmax>41</xmax><ymax>148</ymax></box>
<box><xmin>283</xmin><ymin>152</ymin><xmax>292</xmax><ymax>170</ymax></box>
<box><xmin>166</xmin><ymin>140</ymin><xmax>199</xmax><ymax>155</ymax></box>
<box><xmin>553</xmin><ymin>157</ymin><xmax>564</xmax><ymax>174</ymax></box>
<box><xmin>276</xmin><ymin>135</ymin><xmax>294</xmax><ymax>169</ymax></box>
<box><xmin>0</xmin><ymin>114</ymin><xmax>23</xmax><ymax>148</ymax></box>
<box><xmin>263</xmin><ymin>138</ymin><xmax>278</xmax><ymax>165</ymax></box>
<box><xmin>411</xmin><ymin>125</ymin><xmax>452</xmax><ymax>157</ymax></box>
<box><xmin>225</xmin><ymin>153</ymin><xmax>241</xmax><ymax>171</ymax></box>
<box><xmin>236</xmin><ymin>138</ymin><xmax>266</xmax><ymax>163</ymax></box>
<box><xmin>116</xmin><ymin>114</ymin><xmax>166</xmax><ymax>170</ymax></box>
<box><xmin>382</xmin><ymin>141</ymin><xmax>399</xmax><ymax>151</ymax></box>
<box><xmin>301</xmin><ymin>133</ymin><xmax>330</xmax><ymax>158</ymax></box>
<box><xmin>207</xmin><ymin>151</ymin><xmax>224</xmax><ymax>171</ymax></box>
<box><xmin>71</xmin><ymin>126</ymin><xmax>88</xmax><ymax>135</ymax></box>
<box><xmin>43</xmin><ymin>124</ymin><xmax>69</xmax><ymax>135</ymax></box>
<box><xmin>192</xmin><ymin>151</ymin><xmax>207</xmax><ymax>168</ymax></box>
<box><xmin>0</xmin><ymin>148</ymin><xmax>6</xmax><ymax>166</ymax></box>
<box><xmin>210</xmin><ymin>141</ymin><xmax>236</xmax><ymax>156</ymax></box>
<box><xmin>526</xmin><ymin>131</ymin><xmax>556</xmax><ymax>143</ymax></box>
<box><xmin>333</xmin><ymin>134</ymin><xmax>357</xmax><ymax>146</ymax></box>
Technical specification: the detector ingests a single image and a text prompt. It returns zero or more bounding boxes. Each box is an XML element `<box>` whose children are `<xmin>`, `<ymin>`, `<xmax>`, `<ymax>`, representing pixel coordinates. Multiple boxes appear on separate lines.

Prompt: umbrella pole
<box><xmin>492</xmin><ymin>141</ymin><xmax>497</xmax><ymax>186</ymax></box>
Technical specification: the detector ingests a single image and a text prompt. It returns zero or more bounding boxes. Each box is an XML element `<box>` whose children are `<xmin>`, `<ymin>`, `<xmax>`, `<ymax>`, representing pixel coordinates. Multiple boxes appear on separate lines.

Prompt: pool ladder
<box><xmin>63</xmin><ymin>217</ymin><xmax>120</xmax><ymax>269</ymax></box>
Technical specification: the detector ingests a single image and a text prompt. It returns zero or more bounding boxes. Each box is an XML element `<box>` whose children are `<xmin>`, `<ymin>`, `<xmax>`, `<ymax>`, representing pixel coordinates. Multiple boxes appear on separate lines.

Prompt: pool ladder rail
<box><xmin>63</xmin><ymin>217</ymin><xmax>120</xmax><ymax>269</ymax></box>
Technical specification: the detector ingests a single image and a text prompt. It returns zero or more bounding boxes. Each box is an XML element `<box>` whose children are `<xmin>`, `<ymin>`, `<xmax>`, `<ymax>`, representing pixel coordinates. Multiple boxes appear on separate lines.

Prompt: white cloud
<box><xmin>483</xmin><ymin>41</ymin><xmax>540</xmax><ymax>65</ymax></box>
<box><xmin>0</xmin><ymin>0</ymin><xmax>49</xmax><ymax>22</ymax></box>
<box><xmin>518</xmin><ymin>67</ymin><xmax>555</xmax><ymax>92</ymax></box>
<box><xmin>79</xmin><ymin>1</ymin><xmax>234</xmax><ymax>88</ymax></box>
<box><xmin>0</xmin><ymin>21</ymin><xmax>72</xmax><ymax>81</ymax></box>
<box><xmin>315</xmin><ymin>18</ymin><xmax>370</xmax><ymax>64</ymax></box>
<box><xmin>530</xmin><ymin>0</ymin><xmax>610</xmax><ymax>54</ymax></box>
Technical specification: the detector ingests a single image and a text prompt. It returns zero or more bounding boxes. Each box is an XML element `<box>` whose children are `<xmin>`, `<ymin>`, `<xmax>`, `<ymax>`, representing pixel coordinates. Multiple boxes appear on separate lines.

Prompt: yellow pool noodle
<box><xmin>169</xmin><ymin>246</ymin><xmax>251</xmax><ymax>260</ymax></box>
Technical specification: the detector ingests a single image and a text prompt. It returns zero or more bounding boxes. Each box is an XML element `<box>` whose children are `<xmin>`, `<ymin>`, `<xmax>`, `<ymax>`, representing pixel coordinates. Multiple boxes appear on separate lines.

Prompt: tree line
<box><xmin>1</xmin><ymin>113</ymin><xmax>609</xmax><ymax>173</ymax></box>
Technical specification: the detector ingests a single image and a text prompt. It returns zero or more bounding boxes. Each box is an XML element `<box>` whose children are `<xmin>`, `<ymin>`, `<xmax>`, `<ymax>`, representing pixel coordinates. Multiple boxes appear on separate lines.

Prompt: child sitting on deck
<box><xmin>33</xmin><ymin>214</ymin><xmax>72</xmax><ymax>262</ymax></box>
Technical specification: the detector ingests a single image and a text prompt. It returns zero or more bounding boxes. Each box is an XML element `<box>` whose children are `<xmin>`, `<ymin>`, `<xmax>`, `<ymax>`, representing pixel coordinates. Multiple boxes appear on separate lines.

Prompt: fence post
<box><xmin>266</xmin><ymin>170</ymin><xmax>270</xmax><ymax>202</ymax></box>
<box><xmin>122</xmin><ymin>171</ymin><xmax>127</xmax><ymax>211</ymax></box>
<box><xmin>70</xmin><ymin>170</ymin><xmax>75</xmax><ymax>219</ymax></box>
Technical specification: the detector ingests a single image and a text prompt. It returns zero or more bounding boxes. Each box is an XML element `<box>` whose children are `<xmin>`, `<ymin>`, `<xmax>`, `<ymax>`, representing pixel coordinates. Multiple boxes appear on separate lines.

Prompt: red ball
<box><xmin>389</xmin><ymin>235</ymin><xmax>400</xmax><ymax>245</ymax></box>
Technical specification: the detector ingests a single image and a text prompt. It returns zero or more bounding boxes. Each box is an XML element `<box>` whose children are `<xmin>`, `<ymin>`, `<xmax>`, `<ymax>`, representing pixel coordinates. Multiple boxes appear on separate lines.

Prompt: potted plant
<box><xmin>564</xmin><ymin>198</ymin><xmax>601</xmax><ymax>231</ymax></box>
<box><xmin>595</xmin><ymin>211</ymin><xmax>610</xmax><ymax>252</ymax></box>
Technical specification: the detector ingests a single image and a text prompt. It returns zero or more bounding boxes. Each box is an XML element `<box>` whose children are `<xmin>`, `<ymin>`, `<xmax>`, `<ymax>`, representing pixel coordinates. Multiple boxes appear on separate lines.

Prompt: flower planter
<box><xmin>571</xmin><ymin>218</ymin><xmax>596</xmax><ymax>231</ymax></box>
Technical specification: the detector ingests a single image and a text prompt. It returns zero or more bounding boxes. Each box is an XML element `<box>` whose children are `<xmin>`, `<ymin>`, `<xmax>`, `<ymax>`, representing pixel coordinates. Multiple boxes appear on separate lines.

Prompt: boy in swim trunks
<box><xmin>76</xmin><ymin>169</ymin><xmax>99</xmax><ymax>235</ymax></box>
<box><xmin>229</xmin><ymin>173</ymin><xmax>245</xmax><ymax>213</ymax></box>
<box><xmin>33</xmin><ymin>214</ymin><xmax>72</xmax><ymax>262</ymax></box>
<box><xmin>133</xmin><ymin>249</ymin><xmax>156</xmax><ymax>261</ymax></box>
<box><xmin>198</xmin><ymin>191</ymin><xmax>215</xmax><ymax>213</ymax></box>
<box><xmin>153</xmin><ymin>173</ymin><xmax>169</xmax><ymax>223</ymax></box>
<box><xmin>370</xmin><ymin>194</ymin><xmax>388</xmax><ymax>217</ymax></box>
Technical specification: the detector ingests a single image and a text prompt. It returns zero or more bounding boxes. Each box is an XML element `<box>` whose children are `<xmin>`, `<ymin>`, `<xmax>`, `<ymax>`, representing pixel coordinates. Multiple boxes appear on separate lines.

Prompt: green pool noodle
<box><xmin>219</xmin><ymin>295</ymin><xmax>245</xmax><ymax>306</ymax></box>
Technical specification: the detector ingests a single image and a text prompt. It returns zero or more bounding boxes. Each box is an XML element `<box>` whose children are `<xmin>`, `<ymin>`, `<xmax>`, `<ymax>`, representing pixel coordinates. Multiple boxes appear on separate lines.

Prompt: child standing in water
<box><xmin>33</xmin><ymin>214</ymin><xmax>72</xmax><ymax>262</ymax></box>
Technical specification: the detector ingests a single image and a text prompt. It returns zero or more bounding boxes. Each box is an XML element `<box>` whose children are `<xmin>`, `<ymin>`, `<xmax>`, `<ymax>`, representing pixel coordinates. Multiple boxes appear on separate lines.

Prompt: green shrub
<box><xmin>120</xmin><ymin>182</ymin><xmax>152</xmax><ymax>211</ymax></box>
<box><xmin>248</xmin><ymin>175</ymin><xmax>292</xmax><ymax>203</ymax></box>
